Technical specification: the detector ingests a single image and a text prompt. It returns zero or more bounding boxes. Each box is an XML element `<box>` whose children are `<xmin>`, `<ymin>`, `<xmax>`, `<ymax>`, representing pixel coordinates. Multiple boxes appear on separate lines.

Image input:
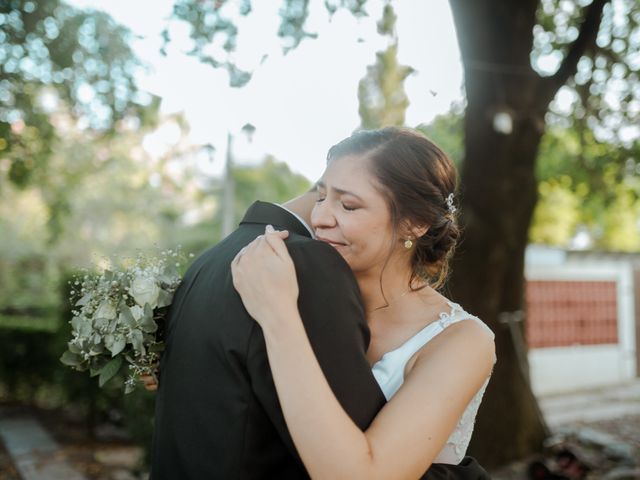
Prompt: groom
<box><xmin>150</xmin><ymin>193</ymin><xmax>489</xmax><ymax>479</ymax></box>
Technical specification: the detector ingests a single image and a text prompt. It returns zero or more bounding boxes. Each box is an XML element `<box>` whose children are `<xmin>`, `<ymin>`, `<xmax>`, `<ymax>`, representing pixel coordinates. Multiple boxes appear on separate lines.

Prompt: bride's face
<box><xmin>311</xmin><ymin>154</ymin><xmax>397</xmax><ymax>275</ymax></box>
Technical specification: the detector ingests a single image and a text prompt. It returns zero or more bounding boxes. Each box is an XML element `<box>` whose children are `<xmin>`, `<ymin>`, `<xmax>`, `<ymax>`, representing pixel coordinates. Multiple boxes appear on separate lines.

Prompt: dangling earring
<box><xmin>404</xmin><ymin>238</ymin><xmax>413</xmax><ymax>249</ymax></box>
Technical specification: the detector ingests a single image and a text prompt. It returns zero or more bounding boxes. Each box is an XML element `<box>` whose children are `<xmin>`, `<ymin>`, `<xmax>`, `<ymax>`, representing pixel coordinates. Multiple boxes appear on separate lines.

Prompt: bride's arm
<box><xmin>282</xmin><ymin>188</ymin><xmax>318</xmax><ymax>227</ymax></box>
<box><xmin>232</xmin><ymin>230</ymin><xmax>495</xmax><ymax>480</ymax></box>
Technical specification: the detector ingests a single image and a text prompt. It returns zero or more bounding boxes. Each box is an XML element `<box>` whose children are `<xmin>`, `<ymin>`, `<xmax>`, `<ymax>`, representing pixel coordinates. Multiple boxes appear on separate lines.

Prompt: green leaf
<box><xmin>78</xmin><ymin>322</ymin><xmax>92</xmax><ymax>338</ymax></box>
<box><xmin>93</xmin><ymin>317</ymin><xmax>108</xmax><ymax>331</ymax></box>
<box><xmin>156</xmin><ymin>289</ymin><xmax>173</xmax><ymax>308</ymax></box>
<box><xmin>98</xmin><ymin>356</ymin><xmax>123</xmax><ymax>387</ymax></box>
<box><xmin>89</xmin><ymin>357</ymin><xmax>108</xmax><ymax>376</ymax></box>
<box><xmin>143</xmin><ymin>303</ymin><xmax>153</xmax><ymax>321</ymax></box>
<box><xmin>119</xmin><ymin>308</ymin><xmax>135</xmax><ymax>328</ymax></box>
<box><xmin>68</xmin><ymin>341</ymin><xmax>82</xmax><ymax>354</ymax></box>
<box><xmin>109</xmin><ymin>335</ymin><xmax>126</xmax><ymax>356</ymax></box>
<box><xmin>75</xmin><ymin>294</ymin><xmax>92</xmax><ymax>306</ymax></box>
<box><xmin>140</xmin><ymin>316</ymin><xmax>158</xmax><ymax>333</ymax></box>
<box><xmin>129</xmin><ymin>329</ymin><xmax>144</xmax><ymax>355</ymax></box>
<box><xmin>60</xmin><ymin>351</ymin><xmax>82</xmax><ymax>366</ymax></box>
<box><xmin>71</xmin><ymin>316</ymin><xmax>83</xmax><ymax>331</ymax></box>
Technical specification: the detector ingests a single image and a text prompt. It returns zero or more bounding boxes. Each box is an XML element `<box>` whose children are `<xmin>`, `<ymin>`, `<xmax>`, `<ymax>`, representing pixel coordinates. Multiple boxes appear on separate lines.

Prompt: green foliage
<box><xmin>416</xmin><ymin>107</ymin><xmax>464</xmax><ymax>167</ymax></box>
<box><xmin>533</xmin><ymin>125</ymin><xmax>640</xmax><ymax>250</ymax></box>
<box><xmin>418</xmin><ymin>108</ymin><xmax>640</xmax><ymax>251</ymax></box>
<box><xmin>0</xmin><ymin>271</ymin><xmax>155</xmax><ymax>462</ymax></box>
<box><xmin>166</xmin><ymin>0</ymin><xmax>369</xmax><ymax>87</ymax></box>
<box><xmin>358</xmin><ymin>4</ymin><xmax>413</xmax><ymax>129</ymax></box>
<box><xmin>529</xmin><ymin>180</ymin><xmax>582</xmax><ymax>245</ymax></box>
<box><xmin>233</xmin><ymin>156</ymin><xmax>311</xmax><ymax>213</ymax></box>
<box><xmin>0</xmin><ymin>0</ymin><xmax>155</xmax><ymax>188</ymax></box>
<box><xmin>535</xmin><ymin>0</ymin><xmax>639</xmax><ymax>143</ymax></box>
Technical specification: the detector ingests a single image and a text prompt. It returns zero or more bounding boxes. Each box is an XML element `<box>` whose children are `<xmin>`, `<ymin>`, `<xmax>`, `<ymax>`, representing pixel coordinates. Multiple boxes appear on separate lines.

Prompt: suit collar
<box><xmin>240</xmin><ymin>201</ymin><xmax>313</xmax><ymax>238</ymax></box>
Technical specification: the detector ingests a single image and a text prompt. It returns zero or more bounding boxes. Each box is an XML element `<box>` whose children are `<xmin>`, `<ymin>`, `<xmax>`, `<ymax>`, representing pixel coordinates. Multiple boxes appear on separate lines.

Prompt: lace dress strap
<box><xmin>371</xmin><ymin>301</ymin><xmax>495</xmax><ymax>465</ymax></box>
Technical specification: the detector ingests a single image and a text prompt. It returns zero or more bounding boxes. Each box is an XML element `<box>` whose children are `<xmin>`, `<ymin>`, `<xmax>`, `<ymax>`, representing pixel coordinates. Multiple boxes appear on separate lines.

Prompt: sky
<box><xmin>67</xmin><ymin>0</ymin><xmax>464</xmax><ymax>182</ymax></box>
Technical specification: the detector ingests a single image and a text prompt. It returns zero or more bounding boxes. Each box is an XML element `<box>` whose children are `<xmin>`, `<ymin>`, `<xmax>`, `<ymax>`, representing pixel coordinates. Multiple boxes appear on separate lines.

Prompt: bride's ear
<box><xmin>399</xmin><ymin>220</ymin><xmax>429</xmax><ymax>241</ymax></box>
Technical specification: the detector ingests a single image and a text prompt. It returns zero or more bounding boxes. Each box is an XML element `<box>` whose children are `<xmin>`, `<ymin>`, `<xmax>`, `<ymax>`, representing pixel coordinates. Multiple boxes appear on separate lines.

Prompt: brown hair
<box><xmin>326</xmin><ymin>127</ymin><xmax>460</xmax><ymax>290</ymax></box>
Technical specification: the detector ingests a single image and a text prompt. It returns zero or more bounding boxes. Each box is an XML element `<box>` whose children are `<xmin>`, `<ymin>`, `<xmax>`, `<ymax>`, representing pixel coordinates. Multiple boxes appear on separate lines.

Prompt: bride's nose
<box><xmin>311</xmin><ymin>199</ymin><xmax>337</xmax><ymax>230</ymax></box>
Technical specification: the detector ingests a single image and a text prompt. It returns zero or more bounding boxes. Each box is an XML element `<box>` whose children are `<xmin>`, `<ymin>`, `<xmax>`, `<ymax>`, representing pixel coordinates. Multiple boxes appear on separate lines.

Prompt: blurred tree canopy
<box><xmin>358</xmin><ymin>3</ymin><xmax>413</xmax><ymax>129</ymax></box>
<box><xmin>0</xmin><ymin>0</ymin><xmax>157</xmax><ymax>190</ymax></box>
<box><xmin>232</xmin><ymin>156</ymin><xmax>311</xmax><ymax>219</ymax></box>
<box><xmin>420</xmin><ymin>109</ymin><xmax>640</xmax><ymax>250</ymax></box>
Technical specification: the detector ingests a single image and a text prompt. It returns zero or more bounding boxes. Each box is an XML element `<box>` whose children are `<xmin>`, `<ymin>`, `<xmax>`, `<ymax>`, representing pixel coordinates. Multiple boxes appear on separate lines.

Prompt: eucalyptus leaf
<box><xmin>143</xmin><ymin>303</ymin><xmax>153</xmax><ymax>321</ymax></box>
<box><xmin>60</xmin><ymin>351</ymin><xmax>82</xmax><ymax>366</ymax></box>
<box><xmin>156</xmin><ymin>289</ymin><xmax>173</xmax><ymax>308</ymax></box>
<box><xmin>75</xmin><ymin>294</ymin><xmax>92</xmax><ymax>306</ymax></box>
<box><xmin>71</xmin><ymin>316</ymin><xmax>83</xmax><ymax>331</ymax></box>
<box><xmin>110</xmin><ymin>335</ymin><xmax>126</xmax><ymax>356</ymax></box>
<box><xmin>119</xmin><ymin>308</ymin><xmax>136</xmax><ymax>328</ymax></box>
<box><xmin>78</xmin><ymin>322</ymin><xmax>93</xmax><ymax>338</ymax></box>
<box><xmin>140</xmin><ymin>316</ymin><xmax>158</xmax><ymax>333</ymax></box>
<box><xmin>93</xmin><ymin>317</ymin><xmax>108</xmax><ymax>331</ymax></box>
<box><xmin>99</xmin><ymin>356</ymin><xmax>123</xmax><ymax>387</ymax></box>
<box><xmin>89</xmin><ymin>343</ymin><xmax>105</xmax><ymax>356</ymax></box>
<box><xmin>90</xmin><ymin>357</ymin><xmax>107</xmax><ymax>373</ymax></box>
<box><xmin>129</xmin><ymin>329</ymin><xmax>144</xmax><ymax>355</ymax></box>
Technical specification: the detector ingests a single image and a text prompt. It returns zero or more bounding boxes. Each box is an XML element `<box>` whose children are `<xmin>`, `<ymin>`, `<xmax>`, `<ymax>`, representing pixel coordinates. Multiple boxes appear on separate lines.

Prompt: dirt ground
<box><xmin>1</xmin><ymin>405</ymin><xmax>638</xmax><ymax>479</ymax></box>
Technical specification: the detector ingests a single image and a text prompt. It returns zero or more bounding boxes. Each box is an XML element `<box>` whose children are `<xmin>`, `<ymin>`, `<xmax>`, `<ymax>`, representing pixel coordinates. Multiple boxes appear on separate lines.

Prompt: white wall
<box><xmin>525</xmin><ymin>263</ymin><xmax>637</xmax><ymax>395</ymax></box>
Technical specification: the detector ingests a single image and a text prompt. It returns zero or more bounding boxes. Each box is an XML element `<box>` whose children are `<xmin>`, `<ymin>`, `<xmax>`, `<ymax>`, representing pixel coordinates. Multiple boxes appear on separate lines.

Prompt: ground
<box><xmin>1</xmin><ymin>381</ymin><xmax>639</xmax><ymax>479</ymax></box>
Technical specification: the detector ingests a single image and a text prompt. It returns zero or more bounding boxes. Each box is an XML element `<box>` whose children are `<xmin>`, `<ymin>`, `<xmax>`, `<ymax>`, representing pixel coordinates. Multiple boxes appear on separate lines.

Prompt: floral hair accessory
<box><xmin>446</xmin><ymin>193</ymin><xmax>456</xmax><ymax>214</ymax></box>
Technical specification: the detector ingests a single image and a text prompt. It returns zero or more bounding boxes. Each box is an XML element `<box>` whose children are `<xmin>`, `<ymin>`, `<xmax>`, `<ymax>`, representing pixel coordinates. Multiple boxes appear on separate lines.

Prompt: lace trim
<box><xmin>434</xmin><ymin>302</ymin><xmax>493</xmax><ymax>462</ymax></box>
<box><xmin>443</xmin><ymin>378</ymin><xmax>490</xmax><ymax>460</ymax></box>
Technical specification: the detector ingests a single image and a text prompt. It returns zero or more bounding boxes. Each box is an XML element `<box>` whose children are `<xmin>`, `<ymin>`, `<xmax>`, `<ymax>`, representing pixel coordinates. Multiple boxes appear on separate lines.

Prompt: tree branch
<box><xmin>541</xmin><ymin>0</ymin><xmax>609</xmax><ymax>100</ymax></box>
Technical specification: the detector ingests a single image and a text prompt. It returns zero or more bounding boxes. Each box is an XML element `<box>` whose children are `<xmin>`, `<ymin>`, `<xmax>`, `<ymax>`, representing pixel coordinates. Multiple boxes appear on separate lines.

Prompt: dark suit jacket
<box><xmin>150</xmin><ymin>201</ymin><xmax>489</xmax><ymax>480</ymax></box>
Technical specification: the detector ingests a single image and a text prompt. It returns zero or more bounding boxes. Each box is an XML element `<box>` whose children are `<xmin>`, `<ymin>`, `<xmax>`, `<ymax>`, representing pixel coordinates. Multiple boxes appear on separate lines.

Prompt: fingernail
<box><xmin>266</xmin><ymin>224</ymin><xmax>274</xmax><ymax>233</ymax></box>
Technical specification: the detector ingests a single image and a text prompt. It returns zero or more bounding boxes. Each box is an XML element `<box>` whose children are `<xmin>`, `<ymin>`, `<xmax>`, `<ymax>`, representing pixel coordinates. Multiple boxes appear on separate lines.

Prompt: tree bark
<box><xmin>447</xmin><ymin>0</ymin><xmax>608</xmax><ymax>467</ymax></box>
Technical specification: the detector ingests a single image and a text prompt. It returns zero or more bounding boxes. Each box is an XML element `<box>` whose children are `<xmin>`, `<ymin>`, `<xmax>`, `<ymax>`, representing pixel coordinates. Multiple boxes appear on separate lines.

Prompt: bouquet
<box><xmin>60</xmin><ymin>248</ymin><xmax>190</xmax><ymax>393</ymax></box>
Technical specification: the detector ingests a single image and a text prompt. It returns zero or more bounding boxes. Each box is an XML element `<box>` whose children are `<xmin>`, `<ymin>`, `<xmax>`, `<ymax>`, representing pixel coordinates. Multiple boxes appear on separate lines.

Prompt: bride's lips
<box><xmin>316</xmin><ymin>236</ymin><xmax>347</xmax><ymax>249</ymax></box>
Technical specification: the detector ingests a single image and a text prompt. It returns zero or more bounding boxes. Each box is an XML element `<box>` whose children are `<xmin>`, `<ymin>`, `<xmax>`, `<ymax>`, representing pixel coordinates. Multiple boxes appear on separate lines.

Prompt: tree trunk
<box><xmin>447</xmin><ymin>0</ymin><xmax>608</xmax><ymax>467</ymax></box>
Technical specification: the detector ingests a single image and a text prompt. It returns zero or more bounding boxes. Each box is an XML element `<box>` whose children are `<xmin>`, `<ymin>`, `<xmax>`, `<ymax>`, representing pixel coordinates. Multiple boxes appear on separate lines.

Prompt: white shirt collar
<box><xmin>276</xmin><ymin>204</ymin><xmax>315</xmax><ymax>238</ymax></box>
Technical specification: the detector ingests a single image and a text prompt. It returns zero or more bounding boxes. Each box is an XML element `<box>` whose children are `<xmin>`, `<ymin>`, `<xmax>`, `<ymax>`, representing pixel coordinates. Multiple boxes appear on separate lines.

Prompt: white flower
<box><xmin>130</xmin><ymin>275</ymin><xmax>160</xmax><ymax>308</ymax></box>
<box><xmin>94</xmin><ymin>300</ymin><xmax>117</xmax><ymax>320</ymax></box>
<box><xmin>130</xmin><ymin>305</ymin><xmax>144</xmax><ymax>321</ymax></box>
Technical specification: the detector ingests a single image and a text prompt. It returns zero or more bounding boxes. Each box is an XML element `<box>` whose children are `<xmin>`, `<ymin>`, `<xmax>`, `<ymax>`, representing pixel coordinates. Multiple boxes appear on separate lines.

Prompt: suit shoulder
<box><xmin>286</xmin><ymin>238</ymin><xmax>355</xmax><ymax>281</ymax></box>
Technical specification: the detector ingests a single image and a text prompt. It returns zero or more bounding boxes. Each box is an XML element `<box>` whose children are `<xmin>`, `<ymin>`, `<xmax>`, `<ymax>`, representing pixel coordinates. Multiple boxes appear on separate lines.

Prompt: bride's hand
<box><xmin>231</xmin><ymin>225</ymin><xmax>299</xmax><ymax>333</ymax></box>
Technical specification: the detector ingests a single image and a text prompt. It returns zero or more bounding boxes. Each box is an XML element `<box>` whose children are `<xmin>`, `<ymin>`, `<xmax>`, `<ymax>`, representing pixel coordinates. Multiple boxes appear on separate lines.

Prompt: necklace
<box><xmin>368</xmin><ymin>283</ymin><xmax>427</xmax><ymax>313</ymax></box>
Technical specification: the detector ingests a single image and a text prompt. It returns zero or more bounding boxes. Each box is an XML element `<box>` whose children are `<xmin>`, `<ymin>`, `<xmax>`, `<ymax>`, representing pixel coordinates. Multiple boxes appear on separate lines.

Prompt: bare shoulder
<box><xmin>411</xmin><ymin>314</ymin><xmax>496</xmax><ymax>380</ymax></box>
<box><xmin>442</xmin><ymin>318</ymin><xmax>495</xmax><ymax>361</ymax></box>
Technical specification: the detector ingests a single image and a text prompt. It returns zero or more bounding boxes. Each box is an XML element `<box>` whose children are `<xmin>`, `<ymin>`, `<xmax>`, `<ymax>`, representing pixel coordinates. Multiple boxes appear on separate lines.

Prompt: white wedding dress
<box><xmin>371</xmin><ymin>301</ymin><xmax>494</xmax><ymax>464</ymax></box>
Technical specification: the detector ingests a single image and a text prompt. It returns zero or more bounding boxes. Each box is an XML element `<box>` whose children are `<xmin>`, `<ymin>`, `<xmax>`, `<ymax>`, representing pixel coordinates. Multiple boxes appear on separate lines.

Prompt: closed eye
<box><xmin>342</xmin><ymin>203</ymin><xmax>358</xmax><ymax>211</ymax></box>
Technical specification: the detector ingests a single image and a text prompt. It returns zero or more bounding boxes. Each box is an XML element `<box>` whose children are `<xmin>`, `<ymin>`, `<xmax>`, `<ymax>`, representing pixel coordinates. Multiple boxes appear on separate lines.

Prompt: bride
<box><xmin>231</xmin><ymin>127</ymin><xmax>496</xmax><ymax>479</ymax></box>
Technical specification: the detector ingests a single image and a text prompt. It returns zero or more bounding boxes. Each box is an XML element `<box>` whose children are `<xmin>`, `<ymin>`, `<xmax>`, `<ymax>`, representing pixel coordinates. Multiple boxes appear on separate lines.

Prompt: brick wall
<box><xmin>526</xmin><ymin>280</ymin><xmax>618</xmax><ymax>348</ymax></box>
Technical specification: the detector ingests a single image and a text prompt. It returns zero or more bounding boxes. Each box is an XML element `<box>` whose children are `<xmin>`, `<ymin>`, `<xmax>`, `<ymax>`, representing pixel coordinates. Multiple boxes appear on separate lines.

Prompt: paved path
<box><xmin>538</xmin><ymin>379</ymin><xmax>640</xmax><ymax>427</ymax></box>
<box><xmin>0</xmin><ymin>415</ymin><xmax>86</xmax><ymax>480</ymax></box>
